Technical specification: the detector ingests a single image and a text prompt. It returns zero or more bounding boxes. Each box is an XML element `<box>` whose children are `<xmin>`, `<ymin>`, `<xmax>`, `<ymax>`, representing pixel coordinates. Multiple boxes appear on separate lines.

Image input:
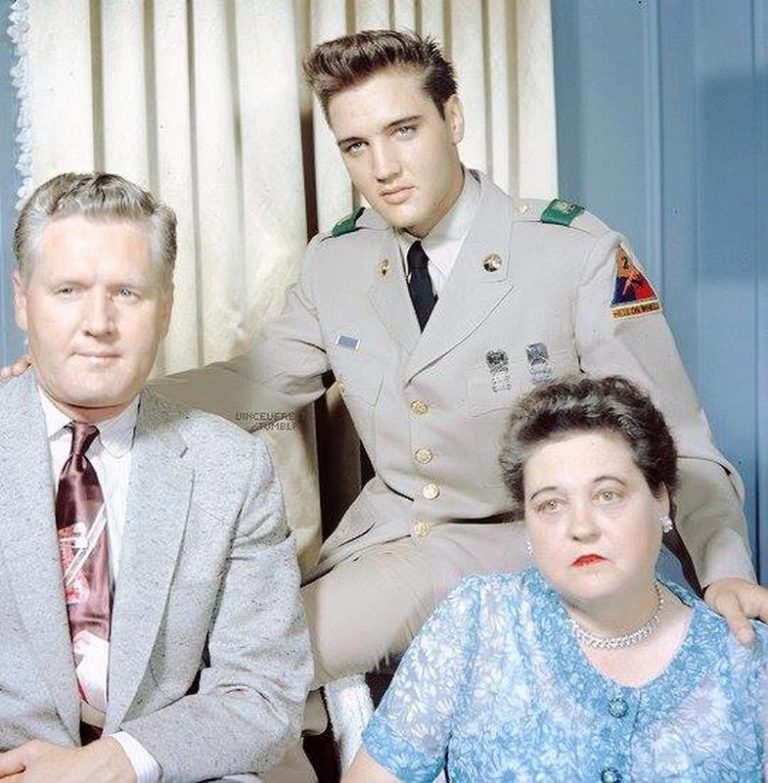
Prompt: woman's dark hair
<box><xmin>499</xmin><ymin>375</ymin><xmax>678</xmax><ymax>518</ymax></box>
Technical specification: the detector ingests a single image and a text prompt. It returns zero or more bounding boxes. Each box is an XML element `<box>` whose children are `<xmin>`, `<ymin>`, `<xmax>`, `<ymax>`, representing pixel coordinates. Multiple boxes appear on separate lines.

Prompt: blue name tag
<box><xmin>335</xmin><ymin>334</ymin><xmax>360</xmax><ymax>351</ymax></box>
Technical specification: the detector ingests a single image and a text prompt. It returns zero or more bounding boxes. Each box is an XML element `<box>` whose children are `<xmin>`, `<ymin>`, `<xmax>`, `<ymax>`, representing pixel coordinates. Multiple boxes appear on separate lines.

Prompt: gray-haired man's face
<box><xmin>13</xmin><ymin>215</ymin><xmax>173</xmax><ymax>422</ymax></box>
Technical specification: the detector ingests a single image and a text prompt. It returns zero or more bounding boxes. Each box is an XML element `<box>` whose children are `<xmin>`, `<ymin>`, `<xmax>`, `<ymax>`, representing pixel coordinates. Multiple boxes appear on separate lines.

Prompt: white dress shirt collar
<box><xmin>39</xmin><ymin>389</ymin><xmax>139</xmax><ymax>456</ymax></box>
<box><xmin>397</xmin><ymin>168</ymin><xmax>481</xmax><ymax>290</ymax></box>
<box><xmin>419</xmin><ymin>167</ymin><xmax>481</xmax><ymax>247</ymax></box>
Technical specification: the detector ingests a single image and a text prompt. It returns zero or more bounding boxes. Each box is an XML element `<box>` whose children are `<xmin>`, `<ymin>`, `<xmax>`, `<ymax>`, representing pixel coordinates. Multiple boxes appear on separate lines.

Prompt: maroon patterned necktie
<box><xmin>55</xmin><ymin>422</ymin><xmax>110</xmax><ymax>742</ymax></box>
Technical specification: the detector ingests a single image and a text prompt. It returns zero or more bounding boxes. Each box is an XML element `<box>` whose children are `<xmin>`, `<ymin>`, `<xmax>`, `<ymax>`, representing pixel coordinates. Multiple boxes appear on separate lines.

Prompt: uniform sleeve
<box><xmin>573</xmin><ymin>229</ymin><xmax>754</xmax><ymax>587</ymax></box>
<box><xmin>151</xmin><ymin>235</ymin><xmax>330</xmax><ymax>429</ymax></box>
<box><xmin>361</xmin><ymin>578</ymin><xmax>482</xmax><ymax>782</ymax></box>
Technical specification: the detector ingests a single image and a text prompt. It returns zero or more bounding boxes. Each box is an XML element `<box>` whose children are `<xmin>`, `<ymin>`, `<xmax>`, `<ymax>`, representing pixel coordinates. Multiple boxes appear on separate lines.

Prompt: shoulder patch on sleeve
<box><xmin>611</xmin><ymin>244</ymin><xmax>662</xmax><ymax>319</ymax></box>
<box><xmin>541</xmin><ymin>198</ymin><xmax>585</xmax><ymax>226</ymax></box>
<box><xmin>331</xmin><ymin>206</ymin><xmax>365</xmax><ymax>237</ymax></box>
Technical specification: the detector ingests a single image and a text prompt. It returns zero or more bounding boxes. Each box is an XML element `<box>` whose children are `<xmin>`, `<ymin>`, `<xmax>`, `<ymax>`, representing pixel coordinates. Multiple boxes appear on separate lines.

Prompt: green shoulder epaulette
<box><xmin>541</xmin><ymin>198</ymin><xmax>585</xmax><ymax>227</ymax></box>
<box><xmin>331</xmin><ymin>206</ymin><xmax>365</xmax><ymax>237</ymax></box>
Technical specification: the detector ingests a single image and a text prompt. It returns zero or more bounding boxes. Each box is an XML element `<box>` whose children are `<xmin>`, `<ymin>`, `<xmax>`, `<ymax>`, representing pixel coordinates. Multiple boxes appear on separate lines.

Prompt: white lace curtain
<box><xmin>9</xmin><ymin>0</ymin><xmax>558</xmax><ymax>568</ymax></box>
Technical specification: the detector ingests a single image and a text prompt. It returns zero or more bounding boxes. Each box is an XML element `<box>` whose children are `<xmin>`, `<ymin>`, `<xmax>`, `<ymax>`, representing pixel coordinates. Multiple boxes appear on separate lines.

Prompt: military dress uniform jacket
<box><xmin>159</xmin><ymin>171</ymin><xmax>754</xmax><ymax>589</ymax></box>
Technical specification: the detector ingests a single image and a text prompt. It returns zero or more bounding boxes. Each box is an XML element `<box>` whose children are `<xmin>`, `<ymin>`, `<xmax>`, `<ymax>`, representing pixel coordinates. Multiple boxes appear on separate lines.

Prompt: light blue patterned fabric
<box><xmin>363</xmin><ymin>569</ymin><xmax>768</xmax><ymax>782</ymax></box>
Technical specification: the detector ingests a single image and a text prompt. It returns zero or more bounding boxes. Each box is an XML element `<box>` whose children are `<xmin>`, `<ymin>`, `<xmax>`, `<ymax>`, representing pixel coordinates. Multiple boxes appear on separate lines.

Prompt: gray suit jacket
<box><xmin>0</xmin><ymin>372</ymin><xmax>311</xmax><ymax>782</ymax></box>
<box><xmin>155</xmin><ymin>171</ymin><xmax>753</xmax><ymax>589</ymax></box>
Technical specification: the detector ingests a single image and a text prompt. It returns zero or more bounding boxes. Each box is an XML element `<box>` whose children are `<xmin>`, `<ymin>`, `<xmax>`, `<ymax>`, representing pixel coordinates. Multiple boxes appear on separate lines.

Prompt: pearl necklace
<box><xmin>571</xmin><ymin>583</ymin><xmax>664</xmax><ymax>650</ymax></box>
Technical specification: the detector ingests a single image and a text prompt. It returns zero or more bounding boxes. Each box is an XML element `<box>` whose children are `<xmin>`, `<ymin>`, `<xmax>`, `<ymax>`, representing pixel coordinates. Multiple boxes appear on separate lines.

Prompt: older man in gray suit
<box><xmin>0</xmin><ymin>173</ymin><xmax>311</xmax><ymax>783</ymax></box>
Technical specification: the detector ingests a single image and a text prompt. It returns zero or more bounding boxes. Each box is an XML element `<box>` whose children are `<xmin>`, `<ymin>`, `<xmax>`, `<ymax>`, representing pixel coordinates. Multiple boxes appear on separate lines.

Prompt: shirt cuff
<box><xmin>111</xmin><ymin>731</ymin><xmax>161</xmax><ymax>783</ymax></box>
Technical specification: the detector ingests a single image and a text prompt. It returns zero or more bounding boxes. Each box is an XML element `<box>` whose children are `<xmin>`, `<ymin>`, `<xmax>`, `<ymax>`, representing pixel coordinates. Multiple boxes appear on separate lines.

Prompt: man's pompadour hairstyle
<box><xmin>304</xmin><ymin>29</ymin><xmax>457</xmax><ymax>117</ymax></box>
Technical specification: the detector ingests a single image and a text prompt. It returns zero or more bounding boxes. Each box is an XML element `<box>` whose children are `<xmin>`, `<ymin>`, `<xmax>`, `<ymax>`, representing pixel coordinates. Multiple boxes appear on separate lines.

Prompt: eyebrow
<box><xmin>527</xmin><ymin>475</ymin><xmax>628</xmax><ymax>502</ymax></box>
<box><xmin>336</xmin><ymin>114</ymin><xmax>423</xmax><ymax>149</ymax></box>
<box><xmin>384</xmin><ymin>114</ymin><xmax>422</xmax><ymax>131</ymax></box>
<box><xmin>592</xmin><ymin>475</ymin><xmax>628</xmax><ymax>486</ymax></box>
<box><xmin>528</xmin><ymin>486</ymin><xmax>558</xmax><ymax>503</ymax></box>
<box><xmin>46</xmin><ymin>277</ymin><xmax>152</xmax><ymax>292</ymax></box>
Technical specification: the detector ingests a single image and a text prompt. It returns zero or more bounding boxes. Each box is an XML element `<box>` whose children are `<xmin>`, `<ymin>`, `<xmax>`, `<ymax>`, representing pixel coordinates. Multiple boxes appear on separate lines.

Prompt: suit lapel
<box><xmin>367</xmin><ymin>229</ymin><xmax>422</xmax><ymax>355</ymax></box>
<box><xmin>405</xmin><ymin>176</ymin><xmax>517</xmax><ymax>382</ymax></box>
<box><xmin>106</xmin><ymin>390</ymin><xmax>192</xmax><ymax>729</ymax></box>
<box><xmin>0</xmin><ymin>373</ymin><xmax>81</xmax><ymax>741</ymax></box>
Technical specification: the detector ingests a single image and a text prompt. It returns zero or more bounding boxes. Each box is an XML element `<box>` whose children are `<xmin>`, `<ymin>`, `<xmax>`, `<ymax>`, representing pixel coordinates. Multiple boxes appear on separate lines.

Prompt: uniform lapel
<box><xmin>404</xmin><ymin>176</ymin><xmax>517</xmax><ymax>382</ymax></box>
<box><xmin>106</xmin><ymin>390</ymin><xmax>192</xmax><ymax>729</ymax></box>
<box><xmin>365</xmin><ymin>217</ymin><xmax>422</xmax><ymax>355</ymax></box>
<box><xmin>0</xmin><ymin>373</ymin><xmax>81</xmax><ymax>742</ymax></box>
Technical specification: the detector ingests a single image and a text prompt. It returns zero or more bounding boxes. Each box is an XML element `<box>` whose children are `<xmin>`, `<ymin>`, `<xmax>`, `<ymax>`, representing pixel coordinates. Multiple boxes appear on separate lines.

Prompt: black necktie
<box><xmin>407</xmin><ymin>241</ymin><xmax>437</xmax><ymax>331</ymax></box>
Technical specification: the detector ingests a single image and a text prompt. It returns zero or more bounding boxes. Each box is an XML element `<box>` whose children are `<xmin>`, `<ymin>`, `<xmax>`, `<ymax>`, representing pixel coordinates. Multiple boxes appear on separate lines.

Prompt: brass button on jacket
<box><xmin>422</xmin><ymin>483</ymin><xmax>440</xmax><ymax>500</ymax></box>
<box><xmin>415</xmin><ymin>448</ymin><xmax>433</xmax><ymax>464</ymax></box>
<box><xmin>413</xmin><ymin>520</ymin><xmax>431</xmax><ymax>538</ymax></box>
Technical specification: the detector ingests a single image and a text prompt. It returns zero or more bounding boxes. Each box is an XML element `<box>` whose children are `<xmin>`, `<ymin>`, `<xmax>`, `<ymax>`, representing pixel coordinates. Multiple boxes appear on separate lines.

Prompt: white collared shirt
<box><xmin>397</xmin><ymin>167</ymin><xmax>481</xmax><ymax>295</ymax></box>
<box><xmin>39</xmin><ymin>388</ymin><xmax>160</xmax><ymax>783</ymax></box>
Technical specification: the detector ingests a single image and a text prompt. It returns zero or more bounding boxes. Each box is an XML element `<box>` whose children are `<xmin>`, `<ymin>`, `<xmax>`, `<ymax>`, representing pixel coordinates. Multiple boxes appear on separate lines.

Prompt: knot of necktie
<box><xmin>407</xmin><ymin>240</ymin><xmax>430</xmax><ymax>272</ymax></box>
<box><xmin>67</xmin><ymin>422</ymin><xmax>99</xmax><ymax>458</ymax></box>
<box><xmin>58</xmin><ymin>422</ymin><xmax>102</xmax><ymax>525</ymax></box>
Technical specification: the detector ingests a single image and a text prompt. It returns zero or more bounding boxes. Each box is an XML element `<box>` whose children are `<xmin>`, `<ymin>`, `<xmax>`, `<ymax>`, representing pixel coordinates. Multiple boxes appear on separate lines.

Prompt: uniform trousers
<box><xmin>262</xmin><ymin>521</ymin><xmax>530</xmax><ymax>782</ymax></box>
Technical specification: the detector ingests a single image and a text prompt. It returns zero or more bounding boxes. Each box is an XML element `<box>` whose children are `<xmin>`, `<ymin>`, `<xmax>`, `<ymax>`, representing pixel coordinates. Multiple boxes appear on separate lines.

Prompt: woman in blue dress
<box><xmin>343</xmin><ymin>375</ymin><xmax>767</xmax><ymax>782</ymax></box>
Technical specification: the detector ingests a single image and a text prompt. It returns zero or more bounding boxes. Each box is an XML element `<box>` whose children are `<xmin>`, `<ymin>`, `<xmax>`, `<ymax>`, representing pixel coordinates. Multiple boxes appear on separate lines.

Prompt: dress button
<box><xmin>608</xmin><ymin>697</ymin><xmax>628</xmax><ymax>718</ymax></box>
<box><xmin>422</xmin><ymin>483</ymin><xmax>440</xmax><ymax>500</ymax></box>
<box><xmin>410</xmin><ymin>400</ymin><xmax>428</xmax><ymax>415</ymax></box>
<box><xmin>415</xmin><ymin>448</ymin><xmax>433</xmax><ymax>464</ymax></box>
<box><xmin>413</xmin><ymin>520</ymin><xmax>431</xmax><ymax>538</ymax></box>
<box><xmin>600</xmin><ymin>768</ymin><xmax>622</xmax><ymax>783</ymax></box>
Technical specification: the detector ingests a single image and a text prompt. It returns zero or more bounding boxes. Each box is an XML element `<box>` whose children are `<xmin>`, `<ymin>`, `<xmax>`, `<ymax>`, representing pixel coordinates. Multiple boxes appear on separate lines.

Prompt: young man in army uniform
<box><xmin>7</xmin><ymin>29</ymin><xmax>766</xmax><ymax>781</ymax></box>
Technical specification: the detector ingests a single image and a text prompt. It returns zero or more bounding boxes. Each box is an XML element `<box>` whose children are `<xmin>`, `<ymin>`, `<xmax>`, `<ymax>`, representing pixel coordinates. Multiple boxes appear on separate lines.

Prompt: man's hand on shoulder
<box><xmin>0</xmin><ymin>737</ymin><xmax>136</xmax><ymax>783</ymax></box>
<box><xmin>704</xmin><ymin>577</ymin><xmax>768</xmax><ymax>645</ymax></box>
<box><xmin>0</xmin><ymin>354</ymin><xmax>31</xmax><ymax>379</ymax></box>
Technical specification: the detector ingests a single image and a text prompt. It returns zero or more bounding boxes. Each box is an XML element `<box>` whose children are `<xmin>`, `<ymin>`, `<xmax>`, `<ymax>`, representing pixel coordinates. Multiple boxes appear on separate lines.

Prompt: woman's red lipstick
<box><xmin>572</xmin><ymin>554</ymin><xmax>606</xmax><ymax>567</ymax></box>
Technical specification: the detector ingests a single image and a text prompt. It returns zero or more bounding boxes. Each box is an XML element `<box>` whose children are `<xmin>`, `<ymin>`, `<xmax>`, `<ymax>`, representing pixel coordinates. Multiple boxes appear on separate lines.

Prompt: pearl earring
<box><xmin>659</xmin><ymin>515</ymin><xmax>673</xmax><ymax>533</ymax></box>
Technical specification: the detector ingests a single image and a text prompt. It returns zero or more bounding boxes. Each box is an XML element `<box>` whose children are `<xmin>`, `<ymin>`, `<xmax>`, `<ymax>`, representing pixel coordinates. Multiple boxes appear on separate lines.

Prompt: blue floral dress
<box><xmin>362</xmin><ymin>569</ymin><xmax>767</xmax><ymax>782</ymax></box>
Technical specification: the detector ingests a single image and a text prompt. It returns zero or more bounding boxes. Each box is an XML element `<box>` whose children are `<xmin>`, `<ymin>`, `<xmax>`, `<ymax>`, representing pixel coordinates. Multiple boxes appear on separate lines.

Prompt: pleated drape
<box><xmin>9</xmin><ymin>0</ymin><xmax>558</xmax><ymax>569</ymax></box>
